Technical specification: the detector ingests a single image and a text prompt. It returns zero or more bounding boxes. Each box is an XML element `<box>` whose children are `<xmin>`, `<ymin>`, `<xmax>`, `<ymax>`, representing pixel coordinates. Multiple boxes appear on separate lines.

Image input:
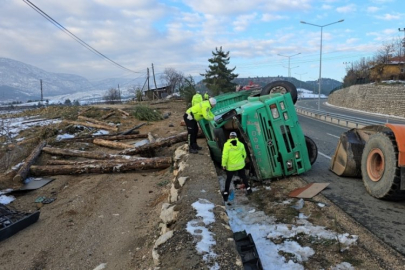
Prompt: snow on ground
<box><xmin>211</xmin><ymin>175</ymin><xmax>358</xmax><ymax>270</ymax></box>
<box><xmin>0</xmin><ymin>116</ymin><xmax>61</xmax><ymax>141</ymax></box>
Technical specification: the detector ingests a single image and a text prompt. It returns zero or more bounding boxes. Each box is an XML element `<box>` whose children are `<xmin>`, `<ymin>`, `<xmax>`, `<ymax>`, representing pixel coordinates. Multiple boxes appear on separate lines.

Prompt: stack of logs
<box><xmin>12</xmin><ymin>111</ymin><xmax>190</xmax><ymax>182</ymax></box>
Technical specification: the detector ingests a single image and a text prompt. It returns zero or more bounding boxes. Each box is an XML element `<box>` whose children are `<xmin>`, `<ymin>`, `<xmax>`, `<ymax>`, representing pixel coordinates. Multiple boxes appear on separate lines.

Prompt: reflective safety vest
<box><xmin>186</xmin><ymin>100</ymin><xmax>214</xmax><ymax>121</ymax></box>
<box><xmin>222</xmin><ymin>138</ymin><xmax>246</xmax><ymax>171</ymax></box>
<box><xmin>192</xmin><ymin>93</ymin><xmax>203</xmax><ymax>106</ymax></box>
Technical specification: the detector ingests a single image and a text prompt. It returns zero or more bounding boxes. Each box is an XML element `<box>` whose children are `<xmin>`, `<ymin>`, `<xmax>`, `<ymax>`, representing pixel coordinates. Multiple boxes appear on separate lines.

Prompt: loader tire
<box><xmin>305</xmin><ymin>136</ymin><xmax>318</xmax><ymax>165</ymax></box>
<box><xmin>361</xmin><ymin>132</ymin><xmax>405</xmax><ymax>200</ymax></box>
<box><xmin>260</xmin><ymin>81</ymin><xmax>298</xmax><ymax>104</ymax></box>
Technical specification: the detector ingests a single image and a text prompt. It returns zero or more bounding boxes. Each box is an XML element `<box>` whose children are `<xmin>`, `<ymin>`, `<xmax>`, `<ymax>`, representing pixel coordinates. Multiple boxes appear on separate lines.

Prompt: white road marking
<box><xmin>318</xmin><ymin>151</ymin><xmax>331</xmax><ymax>160</ymax></box>
<box><xmin>327</xmin><ymin>133</ymin><xmax>340</xmax><ymax>139</ymax></box>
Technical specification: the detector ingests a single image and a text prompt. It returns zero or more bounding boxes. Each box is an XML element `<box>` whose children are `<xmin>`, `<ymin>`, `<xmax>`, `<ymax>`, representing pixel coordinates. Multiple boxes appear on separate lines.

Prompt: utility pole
<box><xmin>399</xmin><ymin>28</ymin><xmax>405</xmax><ymax>57</ymax></box>
<box><xmin>40</xmin><ymin>79</ymin><xmax>43</xmax><ymax>101</ymax></box>
<box><xmin>151</xmin><ymin>63</ymin><xmax>158</xmax><ymax>90</ymax></box>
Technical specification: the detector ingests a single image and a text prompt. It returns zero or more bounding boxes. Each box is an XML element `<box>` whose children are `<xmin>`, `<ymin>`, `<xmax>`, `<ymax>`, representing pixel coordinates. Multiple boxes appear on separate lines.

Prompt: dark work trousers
<box><xmin>224</xmin><ymin>169</ymin><xmax>250</xmax><ymax>194</ymax></box>
<box><xmin>183</xmin><ymin>113</ymin><xmax>198</xmax><ymax>149</ymax></box>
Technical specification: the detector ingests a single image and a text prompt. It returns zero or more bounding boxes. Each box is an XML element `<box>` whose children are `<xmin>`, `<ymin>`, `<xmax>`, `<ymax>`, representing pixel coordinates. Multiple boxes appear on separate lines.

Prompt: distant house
<box><xmin>144</xmin><ymin>85</ymin><xmax>169</xmax><ymax>100</ymax></box>
<box><xmin>370</xmin><ymin>56</ymin><xmax>405</xmax><ymax>82</ymax></box>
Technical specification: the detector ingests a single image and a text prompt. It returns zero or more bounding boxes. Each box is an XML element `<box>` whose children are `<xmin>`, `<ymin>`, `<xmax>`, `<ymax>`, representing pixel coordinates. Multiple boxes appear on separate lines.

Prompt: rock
<box><xmin>178</xmin><ymin>176</ymin><xmax>188</xmax><ymax>187</ymax></box>
<box><xmin>152</xmin><ymin>230</ymin><xmax>174</xmax><ymax>265</ymax></box>
<box><xmin>169</xmin><ymin>184</ymin><xmax>179</xmax><ymax>203</ymax></box>
<box><xmin>159</xmin><ymin>203</ymin><xmax>178</xmax><ymax>224</ymax></box>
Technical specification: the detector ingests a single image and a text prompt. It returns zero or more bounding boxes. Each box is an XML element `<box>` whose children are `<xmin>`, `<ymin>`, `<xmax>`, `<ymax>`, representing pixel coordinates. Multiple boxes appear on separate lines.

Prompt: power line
<box><xmin>22</xmin><ymin>0</ymin><xmax>141</xmax><ymax>74</ymax></box>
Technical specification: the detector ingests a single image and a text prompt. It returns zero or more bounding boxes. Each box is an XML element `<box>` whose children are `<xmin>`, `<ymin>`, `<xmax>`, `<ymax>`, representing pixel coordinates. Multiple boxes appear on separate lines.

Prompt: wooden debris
<box><xmin>93</xmin><ymin>138</ymin><xmax>134</xmax><ymax>149</ymax></box>
<box><xmin>13</xmin><ymin>140</ymin><xmax>47</xmax><ymax>182</ymax></box>
<box><xmin>120</xmin><ymin>123</ymin><xmax>147</xmax><ymax>135</ymax></box>
<box><xmin>101</xmin><ymin>111</ymin><xmax>115</xmax><ymax>120</ymax></box>
<box><xmin>30</xmin><ymin>157</ymin><xmax>172</xmax><ymax>176</ymax></box>
<box><xmin>78</xmin><ymin>116</ymin><xmax>115</xmax><ymax>127</ymax></box>
<box><xmin>117</xmin><ymin>109</ymin><xmax>130</xmax><ymax>116</ymax></box>
<box><xmin>63</xmin><ymin>120</ymin><xmax>118</xmax><ymax>132</ymax></box>
<box><xmin>47</xmin><ymin>158</ymin><xmax>145</xmax><ymax>165</ymax></box>
<box><xmin>52</xmin><ymin>132</ymin><xmax>145</xmax><ymax>143</ymax></box>
<box><xmin>120</xmin><ymin>132</ymin><xmax>187</xmax><ymax>155</ymax></box>
<box><xmin>42</xmin><ymin>147</ymin><xmax>133</xmax><ymax>160</ymax></box>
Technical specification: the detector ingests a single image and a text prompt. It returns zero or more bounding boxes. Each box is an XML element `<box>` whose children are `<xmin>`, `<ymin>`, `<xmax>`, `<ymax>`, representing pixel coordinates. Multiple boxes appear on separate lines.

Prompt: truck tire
<box><xmin>305</xmin><ymin>136</ymin><xmax>318</xmax><ymax>165</ymax></box>
<box><xmin>361</xmin><ymin>132</ymin><xmax>405</xmax><ymax>200</ymax></box>
<box><xmin>260</xmin><ymin>81</ymin><xmax>298</xmax><ymax>104</ymax></box>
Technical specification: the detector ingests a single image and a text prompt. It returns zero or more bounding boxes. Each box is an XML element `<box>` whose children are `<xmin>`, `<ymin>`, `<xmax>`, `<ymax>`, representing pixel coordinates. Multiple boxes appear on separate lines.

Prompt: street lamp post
<box><xmin>295</xmin><ymin>72</ymin><xmax>307</xmax><ymax>89</ymax></box>
<box><xmin>278</xmin><ymin>52</ymin><xmax>301</xmax><ymax>78</ymax></box>
<box><xmin>301</xmin><ymin>19</ymin><xmax>344</xmax><ymax>110</ymax></box>
<box><xmin>399</xmin><ymin>28</ymin><xmax>405</xmax><ymax>57</ymax></box>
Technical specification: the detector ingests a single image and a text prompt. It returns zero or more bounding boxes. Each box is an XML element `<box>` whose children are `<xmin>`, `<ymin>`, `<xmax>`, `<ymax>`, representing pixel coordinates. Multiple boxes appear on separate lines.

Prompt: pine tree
<box><xmin>201</xmin><ymin>47</ymin><xmax>238</xmax><ymax>95</ymax></box>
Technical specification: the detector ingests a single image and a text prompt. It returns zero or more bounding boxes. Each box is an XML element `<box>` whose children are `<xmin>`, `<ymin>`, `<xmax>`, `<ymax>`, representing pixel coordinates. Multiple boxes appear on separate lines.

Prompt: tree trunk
<box><xmin>64</xmin><ymin>120</ymin><xmax>118</xmax><ymax>132</ymax></box>
<box><xmin>117</xmin><ymin>109</ymin><xmax>129</xmax><ymax>116</ymax></box>
<box><xmin>120</xmin><ymin>132</ymin><xmax>187</xmax><ymax>155</ymax></box>
<box><xmin>52</xmin><ymin>132</ymin><xmax>145</xmax><ymax>143</ymax></box>
<box><xmin>13</xmin><ymin>140</ymin><xmax>47</xmax><ymax>182</ymax></box>
<box><xmin>93</xmin><ymin>138</ymin><xmax>134</xmax><ymax>149</ymax></box>
<box><xmin>47</xmin><ymin>158</ymin><xmax>146</xmax><ymax>165</ymax></box>
<box><xmin>42</xmin><ymin>147</ymin><xmax>134</xmax><ymax>160</ymax></box>
<box><xmin>101</xmin><ymin>112</ymin><xmax>115</xmax><ymax>120</ymax></box>
<box><xmin>30</xmin><ymin>157</ymin><xmax>172</xmax><ymax>176</ymax></box>
<box><xmin>120</xmin><ymin>123</ymin><xmax>146</xmax><ymax>135</ymax></box>
<box><xmin>78</xmin><ymin>116</ymin><xmax>114</xmax><ymax>127</ymax></box>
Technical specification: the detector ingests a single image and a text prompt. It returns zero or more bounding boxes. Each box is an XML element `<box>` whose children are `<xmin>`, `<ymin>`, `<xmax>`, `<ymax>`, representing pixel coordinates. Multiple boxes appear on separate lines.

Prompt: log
<box><xmin>13</xmin><ymin>140</ymin><xmax>47</xmax><ymax>182</ymax></box>
<box><xmin>101</xmin><ymin>111</ymin><xmax>115</xmax><ymax>120</ymax></box>
<box><xmin>47</xmin><ymin>158</ymin><xmax>146</xmax><ymax>165</ymax></box>
<box><xmin>120</xmin><ymin>132</ymin><xmax>188</xmax><ymax>155</ymax></box>
<box><xmin>30</xmin><ymin>157</ymin><xmax>172</xmax><ymax>176</ymax></box>
<box><xmin>78</xmin><ymin>116</ymin><xmax>114</xmax><ymax>127</ymax></box>
<box><xmin>52</xmin><ymin>132</ymin><xmax>144</xmax><ymax>143</ymax></box>
<box><xmin>42</xmin><ymin>147</ymin><xmax>134</xmax><ymax>160</ymax></box>
<box><xmin>63</xmin><ymin>120</ymin><xmax>118</xmax><ymax>132</ymax></box>
<box><xmin>117</xmin><ymin>109</ymin><xmax>129</xmax><ymax>116</ymax></box>
<box><xmin>120</xmin><ymin>123</ymin><xmax>146</xmax><ymax>135</ymax></box>
<box><xmin>93</xmin><ymin>138</ymin><xmax>135</xmax><ymax>149</ymax></box>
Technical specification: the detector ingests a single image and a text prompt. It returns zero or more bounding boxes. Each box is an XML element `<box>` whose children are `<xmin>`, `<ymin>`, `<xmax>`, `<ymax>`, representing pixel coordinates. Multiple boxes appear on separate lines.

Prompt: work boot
<box><xmin>246</xmin><ymin>187</ymin><xmax>253</xmax><ymax>196</ymax></box>
<box><xmin>189</xmin><ymin>148</ymin><xmax>198</xmax><ymax>154</ymax></box>
<box><xmin>222</xmin><ymin>192</ymin><xmax>229</xmax><ymax>202</ymax></box>
<box><xmin>193</xmin><ymin>144</ymin><xmax>202</xmax><ymax>150</ymax></box>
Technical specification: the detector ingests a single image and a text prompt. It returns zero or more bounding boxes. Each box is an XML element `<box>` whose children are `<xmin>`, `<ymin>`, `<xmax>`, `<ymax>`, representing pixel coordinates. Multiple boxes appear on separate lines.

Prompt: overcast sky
<box><xmin>1</xmin><ymin>0</ymin><xmax>404</xmax><ymax>83</ymax></box>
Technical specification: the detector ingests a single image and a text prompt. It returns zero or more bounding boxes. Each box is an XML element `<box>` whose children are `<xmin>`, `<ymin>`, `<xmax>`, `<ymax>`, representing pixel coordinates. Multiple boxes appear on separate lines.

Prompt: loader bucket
<box><xmin>330</xmin><ymin>125</ymin><xmax>387</xmax><ymax>177</ymax></box>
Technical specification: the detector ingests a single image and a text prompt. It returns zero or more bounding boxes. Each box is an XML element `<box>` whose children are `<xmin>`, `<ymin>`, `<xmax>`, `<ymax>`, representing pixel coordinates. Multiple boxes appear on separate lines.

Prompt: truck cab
<box><xmin>199</xmin><ymin>81</ymin><xmax>317</xmax><ymax>181</ymax></box>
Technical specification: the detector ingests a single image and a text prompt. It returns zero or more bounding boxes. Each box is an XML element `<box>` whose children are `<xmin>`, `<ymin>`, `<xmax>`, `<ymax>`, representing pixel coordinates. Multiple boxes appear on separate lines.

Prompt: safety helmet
<box><xmin>230</xmin><ymin>132</ymin><xmax>237</xmax><ymax>137</ymax></box>
<box><xmin>209</xmin><ymin>97</ymin><xmax>217</xmax><ymax>106</ymax></box>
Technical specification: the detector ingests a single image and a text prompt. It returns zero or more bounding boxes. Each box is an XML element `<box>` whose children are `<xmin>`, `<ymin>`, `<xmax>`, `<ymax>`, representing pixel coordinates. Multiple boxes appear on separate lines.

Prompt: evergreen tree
<box><xmin>201</xmin><ymin>47</ymin><xmax>238</xmax><ymax>95</ymax></box>
<box><xmin>179</xmin><ymin>76</ymin><xmax>197</xmax><ymax>106</ymax></box>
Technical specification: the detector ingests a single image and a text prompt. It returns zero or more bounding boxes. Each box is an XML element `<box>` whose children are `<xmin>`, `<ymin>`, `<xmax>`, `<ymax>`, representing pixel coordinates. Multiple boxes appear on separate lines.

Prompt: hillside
<box><xmin>0</xmin><ymin>58</ymin><xmax>141</xmax><ymax>103</ymax></box>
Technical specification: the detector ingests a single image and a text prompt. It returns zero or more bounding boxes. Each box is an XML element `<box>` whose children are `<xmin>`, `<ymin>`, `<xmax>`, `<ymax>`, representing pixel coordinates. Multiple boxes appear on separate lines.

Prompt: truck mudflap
<box><xmin>330</xmin><ymin>125</ymin><xmax>389</xmax><ymax>177</ymax></box>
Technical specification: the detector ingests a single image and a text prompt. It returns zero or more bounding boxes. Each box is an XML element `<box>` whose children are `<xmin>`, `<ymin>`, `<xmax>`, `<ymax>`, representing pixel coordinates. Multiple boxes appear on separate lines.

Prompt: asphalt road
<box><xmin>297</xmin><ymin>100</ymin><xmax>405</xmax><ymax>256</ymax></box>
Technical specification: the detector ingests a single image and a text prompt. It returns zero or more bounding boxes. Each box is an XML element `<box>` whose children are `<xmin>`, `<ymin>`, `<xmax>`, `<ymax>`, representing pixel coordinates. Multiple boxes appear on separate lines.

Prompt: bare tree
<box><xmin>160</xmin><ymin>68</ymin><xmax>184</xmax><ymax>94</ymax></box>
<box><xmin>103</xmin><ymin>88</ymin><xmax>121</xmax><ymax>104</ymax></box>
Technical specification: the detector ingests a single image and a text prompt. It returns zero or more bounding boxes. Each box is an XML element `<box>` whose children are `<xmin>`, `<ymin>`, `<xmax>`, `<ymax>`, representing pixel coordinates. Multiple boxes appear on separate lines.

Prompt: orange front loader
<box><xmin>330</xmin><ymin>124</ymin><xmax>405</xmax><ymax>200</ymax></box>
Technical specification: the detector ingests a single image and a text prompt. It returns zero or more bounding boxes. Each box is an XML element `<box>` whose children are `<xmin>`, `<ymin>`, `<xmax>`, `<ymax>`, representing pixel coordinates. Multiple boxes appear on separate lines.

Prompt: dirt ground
<box><xmin>1</xmin><ymin>99</ymin><xmax>405</xmax><ymax>270</ymax></box>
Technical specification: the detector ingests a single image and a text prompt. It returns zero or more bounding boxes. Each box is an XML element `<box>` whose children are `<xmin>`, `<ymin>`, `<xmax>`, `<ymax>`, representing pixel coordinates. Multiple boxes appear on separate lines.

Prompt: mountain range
<box><xmin>0</xmin><ymin>57</ymin><xmax>342</xmax><ymax>103</ymax></box>
<box><xmin>0</xmin><ymin>57</ymin><xmax>141</xmax><ymax>102</ymax></box>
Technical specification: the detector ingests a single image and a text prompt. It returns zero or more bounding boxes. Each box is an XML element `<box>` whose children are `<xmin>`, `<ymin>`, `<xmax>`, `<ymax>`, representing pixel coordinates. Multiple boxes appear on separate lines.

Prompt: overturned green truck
<box><xmin>199</xmin><ymin>81</ymin><xmax>318</xmax><ymax>181</ymax></box>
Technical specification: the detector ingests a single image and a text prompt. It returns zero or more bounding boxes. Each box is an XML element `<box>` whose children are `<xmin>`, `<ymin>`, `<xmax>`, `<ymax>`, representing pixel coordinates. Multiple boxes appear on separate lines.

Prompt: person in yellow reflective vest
<box><xmin>191</xmin><ymin>92</ymin><xmax>203</xmax><ymax>106</ymax></box>
<box><xmin>203</xmin><ymin>92</ymin><xmax>209</xmax><ymax>100</ymax></box>
<box><xmin>183</xmin><ymin>98</ymin><xmax>217</xmax><ymax>153</ymax></box>
<box><xmin>221</xmin><ymin>131</ymin><xmax>252</xmax><ymax>201</ymax></box>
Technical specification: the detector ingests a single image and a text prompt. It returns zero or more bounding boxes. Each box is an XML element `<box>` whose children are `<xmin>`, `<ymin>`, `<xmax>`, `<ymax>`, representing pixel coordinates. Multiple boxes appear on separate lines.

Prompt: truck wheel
<box><xmin>260</xmin><ymin>81</ymin><xmax>298</xmax><ymax>104</ymax></box>
<box><xmin>361</xmin><ymin>132</ymin><xmax>405</xmax><ymax>200</ymax></box>
<box><xmin>305</xmin><ymin>136</ymin><xmax>318</xmax><ymax>165</ymax></box>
